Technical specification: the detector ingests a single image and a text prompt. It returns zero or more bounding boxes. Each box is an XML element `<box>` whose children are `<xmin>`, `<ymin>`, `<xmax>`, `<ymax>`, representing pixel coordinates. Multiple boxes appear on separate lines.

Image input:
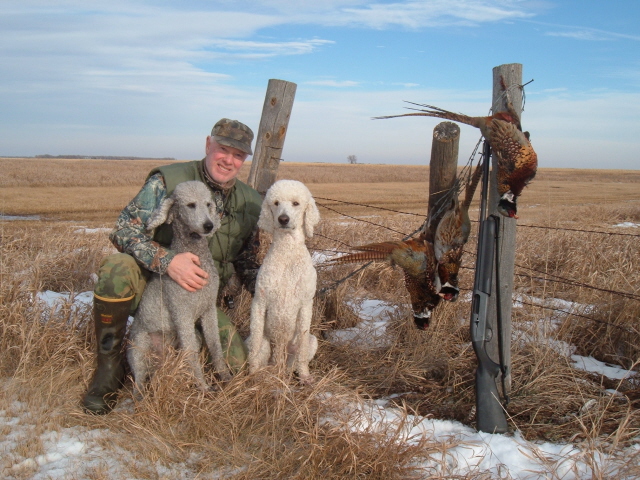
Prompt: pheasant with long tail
<box><xmin>374</xmin><ymin>90</ymin><xmax>537</xmax><ymax>219</ymax></box>
<box><xmin>329</xmin><ymin>233</ymin><xmax>440</xmax><ymax>330</ymax></box>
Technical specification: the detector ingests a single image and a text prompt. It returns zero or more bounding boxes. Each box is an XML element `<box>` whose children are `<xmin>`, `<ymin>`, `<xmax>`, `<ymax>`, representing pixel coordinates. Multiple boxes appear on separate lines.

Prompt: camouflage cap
<box><xmin>211</xmin><ymin>118</ymin><xmax>254</xmax><ymax>155</ymax></box>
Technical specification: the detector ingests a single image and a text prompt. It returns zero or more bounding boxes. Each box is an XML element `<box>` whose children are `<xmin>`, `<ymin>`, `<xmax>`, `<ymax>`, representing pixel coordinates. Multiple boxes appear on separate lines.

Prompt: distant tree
<box><xmin>347</xmin><ymin>155</ymin><xmax>358</xmax><ymax>164</ymax></box>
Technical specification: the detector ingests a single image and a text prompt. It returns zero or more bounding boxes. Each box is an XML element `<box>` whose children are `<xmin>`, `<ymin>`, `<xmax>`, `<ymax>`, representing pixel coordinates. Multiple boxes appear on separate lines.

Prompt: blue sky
<box><xmin>1</xmin><ymin>1</ymin><xmax>638</xmax><ymax>168</ymax></box>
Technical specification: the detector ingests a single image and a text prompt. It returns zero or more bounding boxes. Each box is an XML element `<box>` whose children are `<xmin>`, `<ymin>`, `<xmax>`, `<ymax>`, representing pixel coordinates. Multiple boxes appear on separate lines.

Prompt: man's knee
<box><xmin>94</xmin><ymin>253</ymin><xmax>146</xmax><ymax>309</ymax></box>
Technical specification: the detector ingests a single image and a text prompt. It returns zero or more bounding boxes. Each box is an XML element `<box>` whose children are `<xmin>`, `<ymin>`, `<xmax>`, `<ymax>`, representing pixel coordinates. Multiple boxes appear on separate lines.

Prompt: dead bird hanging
<box><xmin>431</xmin><ymin>160</ymin><xmax>482</xmax><ymax>301</ymax></box>
<box><xmin>374</xmin><ymin>87</ymin><xmax>537</xmax><ymax>219</ymax></box>
<box><xmin>329</xmin><ymin>164</ymin><xmax>482</xmax><ymax>328</ymax></box>
<box><xmin>329</xmin><ymin>233</ymin><xmax>441</xmax><ymax>330</ymax></box>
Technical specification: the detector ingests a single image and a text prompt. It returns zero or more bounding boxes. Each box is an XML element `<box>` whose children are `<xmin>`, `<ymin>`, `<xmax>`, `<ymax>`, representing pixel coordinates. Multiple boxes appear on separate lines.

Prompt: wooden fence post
<box><xmin>487</xmin><ymin>63</ymin><xmax>522</xmax><ymax>399</ymax></box>
<box><xmin>425</xmin><ymin>121</ymin><xmax>460</xmax><ymax>241</ymax></box>
<box><xmin>247</xmin><ymin>79</ymin><xmax>297</xmax><ymax>195</ymax></box>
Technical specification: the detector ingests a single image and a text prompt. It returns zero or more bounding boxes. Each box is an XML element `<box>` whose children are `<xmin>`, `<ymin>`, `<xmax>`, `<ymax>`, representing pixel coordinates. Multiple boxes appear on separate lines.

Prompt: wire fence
<box><xmin>315</xmin><ymin>197</ymin><xmax>640</xmax><ymax>239</ymax></box>
<box><xmin>312</xmin><ymin>195</ymin><xmax>640</xmax><ymax>331</ymax></box>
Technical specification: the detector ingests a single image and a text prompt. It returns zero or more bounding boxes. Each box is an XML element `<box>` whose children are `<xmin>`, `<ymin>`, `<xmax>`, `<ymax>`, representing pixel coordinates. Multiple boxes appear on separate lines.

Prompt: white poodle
<box><xmin>247</xmin><ymin>179</ymin><xmax>320</xmax><ymax>382</ymax></box>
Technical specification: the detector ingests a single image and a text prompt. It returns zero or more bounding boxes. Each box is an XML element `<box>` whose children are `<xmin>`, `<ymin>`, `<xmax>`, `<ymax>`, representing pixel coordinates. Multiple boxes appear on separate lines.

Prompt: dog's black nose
<box><xmin>278</xmin><ymin>214</ymin><xmax>289</xmax><ymax>226</ymax></box>
<box><xmin>204</xmin><ymin>221</ymin><xmax>214</xmax><ymax>233</ymax></box>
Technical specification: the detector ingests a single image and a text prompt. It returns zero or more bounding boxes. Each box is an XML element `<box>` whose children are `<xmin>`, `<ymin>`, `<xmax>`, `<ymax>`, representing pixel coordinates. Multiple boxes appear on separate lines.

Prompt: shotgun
<box><xmin>470</xmin><ymin>140</ymin><xmax>508</xmax><ymax>433</ymax></box>
<box><xmin>470</xmin><ymin>213</ymin><xmax>508</xmax><ymax>433</ymax></box>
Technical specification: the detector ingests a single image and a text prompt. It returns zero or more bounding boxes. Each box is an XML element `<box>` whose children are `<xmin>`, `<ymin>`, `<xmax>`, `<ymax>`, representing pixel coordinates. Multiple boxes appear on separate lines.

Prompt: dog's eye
<box><xmin>274</xmin><ymin>201</ymin><xmax>279</xmax><ymax>206</ymax></box>
<box><xmin>206</xmin><ymin>202</ymin><xmax>212</xmax><ymax>208</ymax></box>
<box><xmin>293</xmin><ymin>201</ymin><xmax>300</xmax><ymax>206</ymax></box>
<box><xmin>187</xmin><ymin>203</ymin><xmax>196</xmax><ymax>209</ymax></box>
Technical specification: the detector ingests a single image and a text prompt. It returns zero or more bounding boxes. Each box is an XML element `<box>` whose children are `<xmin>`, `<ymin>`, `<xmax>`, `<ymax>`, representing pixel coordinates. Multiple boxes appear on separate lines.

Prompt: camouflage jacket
<box><xmin>110</xmin><ymin>160</ymin><xmax>262</xmax><ymax>292</ymax></box>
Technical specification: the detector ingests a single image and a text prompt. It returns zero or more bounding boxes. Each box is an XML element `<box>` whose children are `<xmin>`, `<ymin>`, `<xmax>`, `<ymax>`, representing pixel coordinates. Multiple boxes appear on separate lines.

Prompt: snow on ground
<box><xmin>0</xmin><ymin>214</ymin><xmax>41</xmax><ymax>221</ymax></box>
<box><xmin>2</xmin><ymin>291</ymin><xmax>638</xmax><ymax>479</ymax></box>
<box><xmin>613</xmin><ymin>222</ymin><xmax>640</xmax><ymax>228</ymax></box>
<box><xmin>72</xmin><ymin>227</ymin><xmax>112</xmax><ymax>234</ymax></box>
<box><xmin>324</xmin><ymin>299</ymin><xmax>396</xmax><ymax>348</ymax></box>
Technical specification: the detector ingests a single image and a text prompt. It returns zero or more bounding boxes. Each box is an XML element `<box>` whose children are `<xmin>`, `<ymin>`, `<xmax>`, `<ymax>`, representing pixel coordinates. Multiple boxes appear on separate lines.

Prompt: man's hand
<box><xmin>166</xmin><ymin>252</ymin><xmax>209</xmax><ymax>292</ymax></box>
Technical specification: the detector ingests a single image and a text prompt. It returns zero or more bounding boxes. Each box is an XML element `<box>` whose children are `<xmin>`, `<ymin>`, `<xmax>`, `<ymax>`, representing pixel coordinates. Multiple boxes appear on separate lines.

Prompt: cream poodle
<box><xmin>247</xmin><ymin>179</ymin><xmax>320</xmax><ymax>383</ymax></box>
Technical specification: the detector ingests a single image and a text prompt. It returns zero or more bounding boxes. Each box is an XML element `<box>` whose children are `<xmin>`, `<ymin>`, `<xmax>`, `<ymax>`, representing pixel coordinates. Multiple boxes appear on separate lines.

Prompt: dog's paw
<box><xmin>217</xmin><ymin>371</ymin><xmax>233</xmax><ymax>384</ymax></box>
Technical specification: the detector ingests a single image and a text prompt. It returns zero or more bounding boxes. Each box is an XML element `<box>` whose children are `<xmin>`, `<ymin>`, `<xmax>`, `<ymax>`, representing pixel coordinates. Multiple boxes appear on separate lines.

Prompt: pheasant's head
<box><xmin>409</xmin><ymin>276</ymin><xmax>441</xmax><ymax>330</ymax></box>
<box><xmin>497</xmin><ymin>192</ymin><xmax>518</xmax><ymax>219</ymax></box>
<box><xmin>413</xmin><ymin>312</ymin><xmax>431</xmax><ymax>330</ymax></box>
<box><xmin>437</xmin><ymin>254</ymin><xmax>462</xmax><ymax>301</ymax></box>
<box><xmin>439</xmin><ymin>283</ymin><xmax>459</xmax><ymax>302</ymax></box>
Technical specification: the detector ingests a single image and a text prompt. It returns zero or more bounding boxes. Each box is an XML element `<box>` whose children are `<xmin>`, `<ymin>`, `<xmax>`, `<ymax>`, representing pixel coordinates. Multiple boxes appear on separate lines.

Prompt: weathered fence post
<box><xmin>487</xmin><ymin>63</ymin><xmax>522</xmax><ymax>399</ymax></box>
<box><xmin>247</xmin><ymin>79</ymin><xmax>297</xmax><ymax>195</ymax></box>
<box><xmin>425</xmin><ymin>121</ymin><xmax>460</xmax><ymax>241</ymax></box>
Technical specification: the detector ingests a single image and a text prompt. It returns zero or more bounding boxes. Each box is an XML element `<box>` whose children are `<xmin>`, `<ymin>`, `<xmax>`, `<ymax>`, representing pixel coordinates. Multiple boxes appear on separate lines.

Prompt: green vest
<box><xmin>148</xmin><ymin>160</ymin><xmax>262</xmax><ymax>287</ymax></box>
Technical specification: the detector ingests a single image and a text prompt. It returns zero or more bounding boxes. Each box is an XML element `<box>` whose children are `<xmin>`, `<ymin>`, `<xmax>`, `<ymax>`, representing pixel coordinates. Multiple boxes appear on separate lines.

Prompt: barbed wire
<box><xmin>516</xmin><ymin>299</ymin><xmax>637</xmax><ymax>334</ymax></box>
<box><xmin>315</xmin><ymin>202</ymin><xmax>409</xmax><ymax>237</ymax></box>
<box><xmin>458</xmin><ymin>251</ymin><xmax>640</xmax><ymax>302</ymax></box>
<box><xmin>315</xmin><ymin>195</ymin><xmax>640</xmax><ymax>238</ymax></box>
<box><xmin>453</xmin><ymin>285</ymin><xmax>636</xmax><ymax>333</ymax></box>
<box><xmin>314</xmin><ymin>197</ymin><xmax>424</xmax><ymax>216</ymax></box>
<box><xmin>513</xmin><ymin>266</ymin><xmax>640</xmax><ymax>302</ymax></box>
<box><xmin>516</xmin><ymin>223</ymin><xmax>640</xmax><ymax>238</ymax></box>
<box><xmin>313</xmin><ymin>231</ymin><xmax>640</xmax><ymax>304</ymax></box>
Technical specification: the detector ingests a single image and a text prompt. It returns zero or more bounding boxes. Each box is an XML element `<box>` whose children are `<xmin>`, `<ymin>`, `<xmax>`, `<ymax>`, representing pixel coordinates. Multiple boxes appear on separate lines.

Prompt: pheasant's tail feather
<box><xmin>405</xmin><ymin>104</ymin><xmax>475</xmax><ymax>126</ymax></box>
<box><xmin>372</xmin><ymin>112</ymin><xmax>440</xmax><ymax>120</ymax></box>
<box><xmin>329</xmin><ymin>251</ymin><xmax>390</xmax><ymax>264</ymax></box>
<box><xmin>353</xmin><ymin>241</ymin><xmax>411</xmax><ymax>253</ymax></box>
<box><xmin>463</xmin><ymin>161</ymin><xmax>483</xmax><ymax>209</ymax></box>
<box><xmin>374</xmin><ymin>102</ymin><xmax>476</xmax><ymax>127</ymax></box>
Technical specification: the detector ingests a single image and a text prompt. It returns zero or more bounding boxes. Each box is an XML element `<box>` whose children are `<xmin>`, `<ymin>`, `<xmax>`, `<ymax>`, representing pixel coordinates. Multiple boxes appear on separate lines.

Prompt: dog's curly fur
<box><xmin>128</xmin><ymin>181</ymin><xmax>231</xmax><ymax>393</ymax></box>
<box><xmin>247</xmin><ymin>180</ymin><xmax>320</xmax><ymax>382</ymax></box>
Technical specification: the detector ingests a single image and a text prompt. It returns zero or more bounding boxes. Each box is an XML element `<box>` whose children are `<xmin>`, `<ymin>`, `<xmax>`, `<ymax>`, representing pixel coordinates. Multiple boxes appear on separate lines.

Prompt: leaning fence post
<box><xmin>247</xmin><ymin>79</ymin><xmax>297</xmax><ymax>195</ymax></box>
<box><xmin>425</xmin><ymin>121</ymin><xmax>460</xmax><ymax>241</ymax></box>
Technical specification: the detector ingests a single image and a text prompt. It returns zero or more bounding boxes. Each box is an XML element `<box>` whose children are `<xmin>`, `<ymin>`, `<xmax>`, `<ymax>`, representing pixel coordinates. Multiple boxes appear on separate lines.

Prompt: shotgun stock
<box><xmin>471</xmin><ymin>214</ymin><xmax>508</xmax><ymax>433</ymax></box>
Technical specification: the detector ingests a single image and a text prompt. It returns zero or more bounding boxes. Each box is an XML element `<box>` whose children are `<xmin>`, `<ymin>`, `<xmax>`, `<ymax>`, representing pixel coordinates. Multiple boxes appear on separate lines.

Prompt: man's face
<box><xmin>204</xmin><ymin>137</ymin><xmax>249</xmax><ymax>185</ymax></box>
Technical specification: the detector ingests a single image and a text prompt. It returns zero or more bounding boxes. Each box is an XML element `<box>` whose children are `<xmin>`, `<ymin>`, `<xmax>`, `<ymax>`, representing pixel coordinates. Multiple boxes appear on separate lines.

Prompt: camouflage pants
<box><xmin>94</xmin><ymin>253</ymin><xmax>248</xmax><ymax>372</ymax></box>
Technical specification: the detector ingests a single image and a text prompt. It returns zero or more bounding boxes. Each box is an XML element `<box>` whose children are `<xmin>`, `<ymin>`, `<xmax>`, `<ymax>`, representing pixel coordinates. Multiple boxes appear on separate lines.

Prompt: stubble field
<box><xmin>1</xmin><ymin>157</ymin><xmax>640</xmax><ymax>478</ymax></box>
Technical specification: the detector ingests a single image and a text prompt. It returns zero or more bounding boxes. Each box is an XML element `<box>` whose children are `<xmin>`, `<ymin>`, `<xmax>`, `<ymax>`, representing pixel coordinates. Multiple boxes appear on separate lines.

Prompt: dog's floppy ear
<box><xmin>208</xmin><ymin>197</ymin><xmax>221</xmax><ymax>231</ymax></box>
<box><xmin>303</xmin><ymin>196</ymin><xmax>320</xmax><ymax>238</ymax></box>
<box><xmin>257</xmin><ymin>198</ymin><xmax>275</xmax><ymax>235</ymax></box>
<box><xmin>146</xmin><ymin>195</ymin><xmax>175</xmax><ymax>232</ymax></box>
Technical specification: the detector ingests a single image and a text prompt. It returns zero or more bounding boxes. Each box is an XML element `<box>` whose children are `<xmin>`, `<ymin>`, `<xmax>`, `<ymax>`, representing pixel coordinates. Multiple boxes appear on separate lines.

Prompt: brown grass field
<box><xmin>1</xmin><ymin>157</ymin><xmax>640</xmax><ymax>478</ymax></box>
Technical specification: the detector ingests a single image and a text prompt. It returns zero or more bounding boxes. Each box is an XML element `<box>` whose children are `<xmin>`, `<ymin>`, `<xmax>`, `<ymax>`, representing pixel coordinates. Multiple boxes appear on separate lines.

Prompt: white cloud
<box><xmin>0</xmin><ymin>1</ymin><xmax>637</xmax><ymax>169</ymax></box>
<box><xmin>206</xmin><ymin>38</ymin><xmax>334</xmax><ymax>57</ymax></box>
<box><xmin>302</xmin><ymin>0</ymin><xmax>534</xmax><ymax>29</ymax></box>
<box><xmin>545</xmin><ymin>30</ymin><xmax>610</xmax><ymax>41</ymax></box>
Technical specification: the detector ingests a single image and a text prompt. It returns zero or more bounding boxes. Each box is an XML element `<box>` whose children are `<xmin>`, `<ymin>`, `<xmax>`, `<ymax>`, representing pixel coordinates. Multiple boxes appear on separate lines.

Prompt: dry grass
<box><xmin>2</xmin><ymin>157</ymin><xmax>640</xmax><ymax>478</ymax></box>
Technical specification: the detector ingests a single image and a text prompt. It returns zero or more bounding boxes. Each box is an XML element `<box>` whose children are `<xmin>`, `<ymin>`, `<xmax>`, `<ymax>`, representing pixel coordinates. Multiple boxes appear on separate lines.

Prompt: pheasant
<box><xmin>375</xmin><ymin>103</ymin><xmax>537</xmax><ymax>219</ymax></box>
<box><xmin>330</xmin><ymin>234</ymin><xmax>440</xmax><ymax>330</ymax></box>
<box><xmin>431</xmin><ymin>162</ymin><xmax>482</xmax><ymax>301</ymax></box>
<box><xmin>493</xmin><ymin>126</ymin><xmax>537</xmax><ymax>219</ymax></box>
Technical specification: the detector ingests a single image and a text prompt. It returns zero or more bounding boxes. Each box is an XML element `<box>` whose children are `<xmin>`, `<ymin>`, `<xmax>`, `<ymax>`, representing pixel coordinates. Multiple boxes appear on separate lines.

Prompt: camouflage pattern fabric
<box><xmin>216</xmin><ymin>309</ymin><xmax>248</xmax><ymax>373</ymax></box>
<box><xmin>211</xmin><ymin>118</ymin><xmax>254</xmax><ymax>155</ymax></box>
<box><xmin>94</xmin><ymin>253</ymin><xmax>149</xmax><ymax>312</ymax></box>
<box><xmin>94</xmin><ymin>252</ymin><xmax>248</xmax><ymax>370</ymax></box>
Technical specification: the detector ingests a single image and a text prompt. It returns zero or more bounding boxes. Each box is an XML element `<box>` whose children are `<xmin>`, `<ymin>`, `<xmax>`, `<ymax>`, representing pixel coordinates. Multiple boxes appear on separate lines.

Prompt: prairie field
<box><xmin>1</xmin><ymin>157</ymin><xmax>640</xmax><ymax>478</ymax></box>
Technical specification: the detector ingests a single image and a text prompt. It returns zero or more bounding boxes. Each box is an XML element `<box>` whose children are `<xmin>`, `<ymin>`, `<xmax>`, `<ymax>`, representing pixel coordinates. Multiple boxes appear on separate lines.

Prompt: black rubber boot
<box><xmin>83</xmin><ymin>295</ymin><xmax>133</xmax><ymax>415</ymax></box>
